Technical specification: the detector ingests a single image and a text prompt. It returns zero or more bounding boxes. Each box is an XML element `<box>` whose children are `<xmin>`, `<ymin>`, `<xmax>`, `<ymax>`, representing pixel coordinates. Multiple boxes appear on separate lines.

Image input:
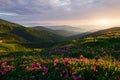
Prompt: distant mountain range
<box><xmin>0</xmin><ymin>19</ymin><xmax>120</xmax><ymax>49</ymax></box>
<box><xmin>32</xmin><ymin>25</ymin><xmax>109</xmax><ymax>36</ymax></box>
<box><xmin>32</xmin><ymin>26</ymin><xmax>84</xmax><ymax>37</ymax></box>
<box><xmin>32</xmin><ymin>25</ymin><xmax>111</xmax><ymax>37</ymax></box>
<box><xmin>32</xmin><ymin>25</ymin><xmax>94</xmax><ymax>37</ymax></box>
<box><xmin>87</xmin><ymin>27</ymin><xmax>120</xmax><ymax>37</ymax></box>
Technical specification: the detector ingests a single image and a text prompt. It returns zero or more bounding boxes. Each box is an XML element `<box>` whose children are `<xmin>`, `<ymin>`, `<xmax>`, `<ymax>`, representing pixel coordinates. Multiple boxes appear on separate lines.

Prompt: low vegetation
<box><xmin>0</xmin><ymin>32</ymin><xmax>120</xmax><ymax>80</ymax></box>
<box><xmin>0</xmin><ymin>19</ymin><xmax>64</xmax><ymax>49</ymax></box>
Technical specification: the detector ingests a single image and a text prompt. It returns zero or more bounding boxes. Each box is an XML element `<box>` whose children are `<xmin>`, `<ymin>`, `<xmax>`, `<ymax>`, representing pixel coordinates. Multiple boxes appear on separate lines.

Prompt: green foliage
<box><xmin>0</xmin><ymin>31</ymin><xmax>120</xmax><ymax>80</ymax></box>
<box><xmin>0</xmin><ymin>19</ymin><xmax>64</xmax><ymax>49</ymax></box>
<box><xmin>0</xmin><ymin>43</ymin><xmax>30</xmax><ymax>52</ymax></box>
<box><xmin>0</xmin><ymin>19</ymin><xmax>120</xmax><ymax>79</ymax></box>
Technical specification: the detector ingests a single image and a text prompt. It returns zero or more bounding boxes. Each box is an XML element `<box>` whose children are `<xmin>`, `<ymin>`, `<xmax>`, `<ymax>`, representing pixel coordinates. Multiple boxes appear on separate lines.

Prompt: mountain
<box><xmin>32</xmin><ymin>25</ymin><xmax>105</xmax><ymax>37</ymax></box>
<box><xmin>0</xmin><ymin>19</ymin><xmax>64</xmax><ymax>48</ymax></box>
<box><xmin>32</xmin><ymin>26</ymin><xmax>80</xmax><ymax>36</ymax></box>
<box><xmin>40</xmin><ymin>26</ymin><xmax>120</xmax><ymax>61</ymax></box>
<box><xmin>87</xmin><ymin>27</ymin><xmax>120</xmax><ymax>36</ymax></box>
<box><xmin>1</xmin><ymin>25</ymin><xmax>120</xmax><ymax>79</ymax></box>
<box><xmin>42</xmin><ymin>25</ymin><xmax>84</xmax><ymax>32</ymax></box>
<box><xmin>66</xmin><ymin>32</ymin><xmax>91</xmax><ymax>40</ymax></box>
<box><xmin>38</xmin><ymin>25</ymin><xmax>107</xmax><ymax>34</ymax></box>
<box><xmin>67</xmin><ymin>27</ymin><xmax>120</xmax><ymax>41</ymax></box>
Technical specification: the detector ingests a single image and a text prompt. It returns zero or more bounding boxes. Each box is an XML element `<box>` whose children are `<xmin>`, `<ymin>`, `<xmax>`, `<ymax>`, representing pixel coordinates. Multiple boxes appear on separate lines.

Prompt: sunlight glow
<box><xmin>99</xmin><ymin>19</ymin><xmax>110</xmax><ymax>26</ymax></box>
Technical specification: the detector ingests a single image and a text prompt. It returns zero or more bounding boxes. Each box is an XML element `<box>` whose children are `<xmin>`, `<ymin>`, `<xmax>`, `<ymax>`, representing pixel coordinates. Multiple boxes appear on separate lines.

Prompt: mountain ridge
<box><xmin>87</xmin><ymin>26</ymin><xmax>120</xmax><ymax>37</ymax></box>
<box><xmin>0</xmin><ymin>19</ymin><xmax>64</xmax><ymax>48</ymax></box>
<box><xmin>32</xmin><ymin>26</ymin><xmax>80</xmax><ymax>36</ymax></box>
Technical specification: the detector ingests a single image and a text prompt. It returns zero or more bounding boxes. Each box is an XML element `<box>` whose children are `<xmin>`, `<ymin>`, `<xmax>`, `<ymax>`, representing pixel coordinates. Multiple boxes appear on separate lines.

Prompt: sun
<box><xmin>99</xmin><ymin>19</ymin><xmax>109</xmax><ymax>26</ymax></box>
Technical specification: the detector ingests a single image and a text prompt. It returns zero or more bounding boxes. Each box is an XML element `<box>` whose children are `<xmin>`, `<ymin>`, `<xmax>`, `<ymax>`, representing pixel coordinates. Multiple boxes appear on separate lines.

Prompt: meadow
<box><xmin>0</xmin><ymin>32</ymin><xmax>120</xmax><ymax>80</ymax></box>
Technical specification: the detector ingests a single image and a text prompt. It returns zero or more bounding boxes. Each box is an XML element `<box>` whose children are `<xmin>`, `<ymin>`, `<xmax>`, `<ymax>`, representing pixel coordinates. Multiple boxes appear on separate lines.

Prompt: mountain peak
<box><xmin>0</xmin><ymin>19</ymin><xmax>25</xmax><ymax>28</ymax></box>
<box><xmin>0</xmin><ymin>19</ymin><xmax>10</xmax><ymax>22</ymax></box>
<box><xmin>0</xmin><ymin>19</ymin><xmax>64</xmax><ymax>47</ymax></box>
<box><xmin>0</xmin><ymin>19</ymin><xmax>5</xmax><ymax>21</ymax></box>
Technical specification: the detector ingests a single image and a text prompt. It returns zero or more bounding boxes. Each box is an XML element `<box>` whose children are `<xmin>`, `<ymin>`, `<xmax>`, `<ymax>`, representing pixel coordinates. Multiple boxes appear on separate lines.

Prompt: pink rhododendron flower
<box><xmin>65</xmin><ymin>74</ymin><xmax>69</xmax><ymax>79</ymax></box>
<box><xmin>71</xmin><ymin>58</ymin><xmax>78</xmax><ymax>61</ymax></box>
<box><xmin>80</xmin><ymin>55</ymin><xmax>85</xmax><ymax>60</ymax></box>
<box><xmin>72</xmin><ymin>72</ymin><xmax>77</xmax><ymax>75</ymax></box>
<box><xmin>54</xmin><ymin>59</ymin><xmax>59</xmax><ymax>63</ymax></box>
<box><xmin>118</xmin><ymin>77</ymin><xmax>120</xmax><ymax>80</ymax></box>
<box><xmin>97</xmin><ymin>58</ymin><xmax>104</xmax><ymax>63</ymax></box>
<box><xmin>72</xmin><ymin>74</ymin><xmax>82</xmax><ymax>80</ymax></box>
<box><xmin>43</xmin><ymin>67</ymin><xmax>48</xmax><ymax>73</ymax></box>
<box><xmin>31</xmin><ymin>75</ymin><xmax>35</xmax><ymax>79</ymax></box>
<box><xmin>6</xmin><ymin>65</ymin><xmax>13</xmax><ymax>71</ymax></box>
<box><xmin>62</xmin><ymin>70</ymin><xmax>65</xmax><ymax>73</ymax></box>
<box><xmin>30</xmin><ymin>68</ymin><xmax>35</xmax><ymax>71</ymax></box>
<box><xmin>72</xmin><ymin>75</ymin><xmax>78</xmax><ymax>80</ymax></box>
<box><xmin>55</xmin><ymin>67</ymin><xmax>59</xmax><ymax>71</ymax></box>
<box><xmin>23</xmin><ymin>60</ymin><xmax>28</xmax><ymax>64</ymax></box>
<box><xmin>78</xmin><ymin>75</ymin><xmax>82</xmax><ymax>79</ymax></box>
<box><xmin>60</xmin><ymin>73</ymin><xmax>63</xmax><ymax>77</ymax></box>
<box><xmin>25</xmin><ymin>66</ymin><xmax>29</xmax><ymax>70</ymax></box>
<box><xmin>1</xmin><ymin>62</ymin><xmax>7</xmax><ymax>68</ymax></box>
<box><xmin>1</xmin><ymin>70</ymin><xmax>7</xmax><ymax>75</ymax></box>
<box><xmin>92</xmin><ymin>66</ymin><xmax>97</xmax><ymax>72</ymax></box>
<box><xmin>42</xmin><ymin>72</ymin><xmax>45</xmax><ymax>76</ymax></box>
<box><xmin>53</xmin><ymin>59</ymin><xmax>59</xmax><ymax>66</ymax></box>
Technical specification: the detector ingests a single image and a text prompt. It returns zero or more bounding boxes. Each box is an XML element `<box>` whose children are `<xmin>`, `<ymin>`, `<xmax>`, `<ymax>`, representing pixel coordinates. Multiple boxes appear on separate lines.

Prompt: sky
<box><xmin>0</xmin><ymin>0</ymin><xmax>120</xmax><ymax>27</ymax></box>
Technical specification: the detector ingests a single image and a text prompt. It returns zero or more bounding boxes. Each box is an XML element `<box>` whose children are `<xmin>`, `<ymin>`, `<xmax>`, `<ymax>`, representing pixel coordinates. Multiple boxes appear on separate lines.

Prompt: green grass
<box><xmin>0</xmin><ymin>19</ymin><xmax>65</xmax><ymax>48</ymax></box>
<box><xmin>0</xmin><ymin>32</ymin><xmax>120</xmax><ymax>80</ymax></box>
<box><xmin>0</xmin><ymin>43</ymin><xmax>30</xmax><ymax>52</ymax></box>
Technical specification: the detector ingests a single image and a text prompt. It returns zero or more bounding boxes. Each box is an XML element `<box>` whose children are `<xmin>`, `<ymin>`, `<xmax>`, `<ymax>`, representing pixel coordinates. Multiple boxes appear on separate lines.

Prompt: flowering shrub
<box><xmin>0</xmin><ymin>32</ymin><xmax>120</xmax><ymax>79</ymax></box>
<box><xmin>0</xmin><ymin>54</ymin><xmax>120</xmax><ymax>80</ymax></box>
<box><xmin>0</xmin><ymin>62</ymin><xmax>14</xmax><ymax>75</ymax></box>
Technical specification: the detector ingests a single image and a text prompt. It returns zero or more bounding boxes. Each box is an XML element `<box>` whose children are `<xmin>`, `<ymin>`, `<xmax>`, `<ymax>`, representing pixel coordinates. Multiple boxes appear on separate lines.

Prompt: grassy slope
<box><xmin>0</xmin><ymin>31</ymin><xmax>120</xmax><ymax>80</ymax></box>
<box><xmin>0</xmin><ymin>19</ymin><xmax>64</xmax><ymax>51</ymax></box>
<box><xmin>0</xmin><ymin>43</ymin><xmax>30</xmax><ymax>52</ymax></box>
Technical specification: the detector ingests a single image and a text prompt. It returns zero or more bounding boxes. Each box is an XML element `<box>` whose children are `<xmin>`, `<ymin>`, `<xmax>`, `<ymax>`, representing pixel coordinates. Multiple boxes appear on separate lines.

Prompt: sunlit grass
<box><xmin>0</xmin><ymin>32</ymin><xmax>120</xmax><ymax>80</ymax></box>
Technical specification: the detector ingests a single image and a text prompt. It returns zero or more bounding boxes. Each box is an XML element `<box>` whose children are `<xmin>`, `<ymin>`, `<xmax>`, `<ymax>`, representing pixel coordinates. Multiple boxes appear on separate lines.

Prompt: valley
<box><xmin>0</xmin><ymin>19</ymin><xmax>120</xmax><ymax>80</ymax></box>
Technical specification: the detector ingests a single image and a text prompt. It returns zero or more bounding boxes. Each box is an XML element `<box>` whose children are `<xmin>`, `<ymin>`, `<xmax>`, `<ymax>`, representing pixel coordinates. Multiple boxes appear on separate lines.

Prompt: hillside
<box><xmin>42</xmin><ymin>25</ymin><xmax>84</xmax><ymax>32</ymax></box>
<box><xmin>88</xmin><ymin>27</ymin><xmax>120</xmax><ymax>36</ymax></box>
<box><xmin>66</xmin><ymin>32</ymin><xmax>91</xmax><ymax>40</ymax></box>
<box><xmin>39</xmin><ymin>30</ymin><xmax>120</xmax><ymax>80</ymax></box>
<box><xmin>0</xmin><ymin>19</ymin><xmax>64</xmax><ymax>49</ymax></box>
<box><xmin>67</xmin><ymin>27</ymin><xmax>120</xmax><ymax>40</ymax></box>
<box><xmin>32</xmin><ymin>26</ymin><xmax>83</xmax><ymax>37</ymax></box>
<box><xmin>42</xmin><ymin>30</ymin><xmax>120</xmax><ymax>58</ymax></box>
<box><xmin>0</xmin><ymin>28</ymin><xmax>120</xmax><ymax>80</ymax></box>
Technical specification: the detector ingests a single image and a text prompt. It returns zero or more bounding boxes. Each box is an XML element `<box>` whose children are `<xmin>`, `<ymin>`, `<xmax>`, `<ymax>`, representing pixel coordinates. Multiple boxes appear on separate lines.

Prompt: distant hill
<box><xmin>62</xmin><ymin>27</ymin><xmax>120</xmax><ymax>40</ymax></box>
<box><xmin>32</xmin><ymin>26</ymin><xmax>80</xmax><ymax>36</ymax></box>
<box><xmin>0</xmin><ymin>19</ymin><xmax>64</xmax><ymax>48</ymax></box>
<box><xmin>42</xmin><ymin>26</ymin><xmax>120</xmax><ymax>59</ymax></box>
<box><xmin>66</xmin><ymin>32</ymin><xmax>91</xmax><ymax>40</ymax></box>
<box><xmin>1</xmin><ymin>24</ymin><xmax>120</xmax><ymax>80</ymax></box>
<box><xmin>32</xmin><ymin>25</ymin><xmax>104</xmax><ymax>37</ymax></box>
<box><xmin>42</xmin><ymin>25</ymin><xmax>84</xmax><ymax>32</ymax></box>
<box><xmin>87</xmin><ymin>27</ymin><xmax>120</xmax><ymax>36</ymax></box>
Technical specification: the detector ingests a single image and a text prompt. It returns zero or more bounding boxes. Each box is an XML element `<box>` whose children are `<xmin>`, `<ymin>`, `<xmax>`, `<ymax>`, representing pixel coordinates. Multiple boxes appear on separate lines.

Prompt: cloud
<box><xmin>0</xmin><ymin>0</ymin><xmax>120</xmax><ymax>26</ymax></box>
<box><xmin>49</xmin><ymin>0</ymin><xmax>71</xmax><ymax>10</ymax></box>
<box><xmin>50</xmin><ymin>0</ymin><xmax>71</xmax><ymax>6</ymax></box>
<box><xmin>0</xmin><ymin>12</ymin><xmax>19</xmax><ymax>16</ymax></box>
